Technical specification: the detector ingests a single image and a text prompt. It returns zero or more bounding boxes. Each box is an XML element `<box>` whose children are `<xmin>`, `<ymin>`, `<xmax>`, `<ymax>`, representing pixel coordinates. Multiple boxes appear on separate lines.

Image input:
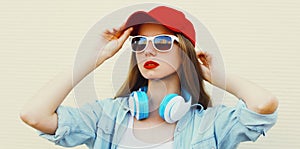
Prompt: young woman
<box><xmin>20</xmin><ymin>6</ymin><xmax>278</xmax><ymax>149</ymax></box>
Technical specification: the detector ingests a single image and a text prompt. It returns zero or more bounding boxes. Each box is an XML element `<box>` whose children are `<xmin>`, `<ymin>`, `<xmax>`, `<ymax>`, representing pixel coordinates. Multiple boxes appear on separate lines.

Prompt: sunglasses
<box><xmin>129</xmin><ymin>34</ymin><xmax>179</xmax><ymax>53</ymax></box>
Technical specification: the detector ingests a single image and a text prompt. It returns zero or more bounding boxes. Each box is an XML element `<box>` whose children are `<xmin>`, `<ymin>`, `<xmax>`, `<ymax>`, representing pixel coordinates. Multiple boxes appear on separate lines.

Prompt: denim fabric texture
<box><xmin>39</xmin><ymin>97</ymin><xmax>277</xmax><ymax>149</ymax></box>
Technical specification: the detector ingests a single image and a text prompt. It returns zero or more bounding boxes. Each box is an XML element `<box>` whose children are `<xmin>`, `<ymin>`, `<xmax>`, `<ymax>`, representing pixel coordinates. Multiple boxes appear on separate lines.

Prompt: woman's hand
<box><xmin>20</xmin><ymin>24</ymin><xmax>133</xmax><ymax>134</ymax></box>
<box><xmin>197</xmin><ymin>51</ymin><xmax>278</xmax><ymax>114</ymax></box>
<box><xmin>97</xmin><ymin>25</ymin><xmax>133</xmax><ymax>66</ymax></box>
<box><xmin>74</xmin><ymin>24</ymin><xmax>133</xmax><ymax>78</ymax></box>
<box><xmin>197</xmin><ymin>50</ymin><xmax>225</xmax><ymax>88</ymax></box>
<box><xmin>197</xmin><ymin>51</ymin><xmax>212</xmax><ymax>83</ymax></box>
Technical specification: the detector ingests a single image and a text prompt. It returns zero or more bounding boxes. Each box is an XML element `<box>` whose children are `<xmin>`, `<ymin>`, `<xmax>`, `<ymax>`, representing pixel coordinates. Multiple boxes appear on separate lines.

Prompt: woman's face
<box><xmin>135</xmin><ymin>23</ymin><xmax>182</xmax><ymax>80</ymax></box>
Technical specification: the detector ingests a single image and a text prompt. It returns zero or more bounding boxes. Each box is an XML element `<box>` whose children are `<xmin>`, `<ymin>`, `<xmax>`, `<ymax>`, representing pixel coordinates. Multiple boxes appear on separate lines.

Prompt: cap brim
<box><xmin>124</xmin><ymin>11</ymin><xmax>160</xmax><ymax>30</ymax></box>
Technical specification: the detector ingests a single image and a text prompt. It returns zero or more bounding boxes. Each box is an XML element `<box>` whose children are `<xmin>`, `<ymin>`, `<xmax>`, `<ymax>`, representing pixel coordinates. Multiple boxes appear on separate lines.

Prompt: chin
<box><xmin>142</xmin><ymin>74</ymin><xmax>160</xmax><ymax>80</ymax></box>
<box><xmin>142</xmin><ymin>72</ymin><xmax>176</xmax><ymax>80</ymax></box>
<box><xmin>140</xmin><ymin>71</ymin><xmax>160</xmax><ymax>80</ymax></box>
<box><xmin>139</xmin><ymin>67</ymin><xmax>178</xmax><ymax>80</ymax></box>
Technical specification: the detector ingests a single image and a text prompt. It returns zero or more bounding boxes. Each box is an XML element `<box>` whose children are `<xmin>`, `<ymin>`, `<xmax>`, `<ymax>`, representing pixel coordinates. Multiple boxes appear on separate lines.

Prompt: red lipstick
<box><xmin>144</xmin><ymin>60</ymin><xmax>159</xmax><ymax>69</ymax></box>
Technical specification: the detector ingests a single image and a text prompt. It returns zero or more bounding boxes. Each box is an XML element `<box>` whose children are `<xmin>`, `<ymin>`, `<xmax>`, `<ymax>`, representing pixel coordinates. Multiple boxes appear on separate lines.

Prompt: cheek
<box><xmin>135</xmin><ymin>56</ymin><xmax>144</xmax><ymax>73</ymax></box>
<box><xmin>134</xmin><ymin>48</ymin><xmax>182</xmax><ymax>78</ymax></box>
<box><xmin>135</xmin><ymin>53</ymin><xmax>144</xmax><ymax>64</ymax></box>
<box><xmin>135</xmin><ymin>54</ymin><xmax>146</xmax><ymax>73</ymax></box>
<box><xmin>165</xmin><ymin>50</ymin><xmax>182</xmax><ymax>70</ymax></box>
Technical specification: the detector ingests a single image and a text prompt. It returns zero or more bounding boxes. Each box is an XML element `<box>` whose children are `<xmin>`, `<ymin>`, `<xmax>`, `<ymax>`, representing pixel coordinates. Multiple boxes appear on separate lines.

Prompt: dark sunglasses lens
<box><xmin>154</xmin><ymin>36</ymin><xmax>172</xmax><ymax>51</ymax></box>
<box><xmin>131</xmin><ymin>37</ymin><xmax>147</xmax><ymax>52</ymax></box>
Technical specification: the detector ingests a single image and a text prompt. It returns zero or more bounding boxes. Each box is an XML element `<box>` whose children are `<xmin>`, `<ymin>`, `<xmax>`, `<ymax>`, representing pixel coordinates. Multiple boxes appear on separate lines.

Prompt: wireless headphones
<box><xmin>128</xmin><ymin>86</ymin><xmax>192</xmax><ymax>123</ymax></box>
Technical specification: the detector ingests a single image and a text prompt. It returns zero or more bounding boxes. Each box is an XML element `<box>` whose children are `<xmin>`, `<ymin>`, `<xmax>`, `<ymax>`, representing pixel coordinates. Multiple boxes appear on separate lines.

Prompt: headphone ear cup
<box><xmin>159</xmin><ymin>94</ymin><xmax>191</xmax><ymax>123</ymax></box>
<box><xmin>168</xmin><ymin>96</ymin><xmax>191</xmax><ymax>123</ymax></box>
<box><xmin>129</xmin><ymin>91</ymin><xmax>149</xmax><ymax>120</ymax></box>
<box><xmin>159</xmin><ymin>94</ymin><xmax>178</xmax><ymax>122</ymax></box>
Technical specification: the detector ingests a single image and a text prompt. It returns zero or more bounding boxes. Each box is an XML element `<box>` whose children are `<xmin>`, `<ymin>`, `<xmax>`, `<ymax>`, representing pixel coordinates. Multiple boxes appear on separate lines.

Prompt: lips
<box><xmin>144</xmin><ymin>60</ymin><xmax>159</xmax><ymax>69</ymax></box>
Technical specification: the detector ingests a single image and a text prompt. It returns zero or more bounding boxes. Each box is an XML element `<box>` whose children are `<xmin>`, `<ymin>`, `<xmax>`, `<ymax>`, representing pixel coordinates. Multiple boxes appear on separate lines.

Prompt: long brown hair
<box><xmin>114</xmin><ymin>34</ymin><xmax>210</xmax><ymax>109</ymax></box>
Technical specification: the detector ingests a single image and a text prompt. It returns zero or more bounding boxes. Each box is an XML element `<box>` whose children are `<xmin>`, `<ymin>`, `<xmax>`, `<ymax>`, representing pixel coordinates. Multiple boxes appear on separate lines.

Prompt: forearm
<box><xmin>223</xmin><ymin>74</ymin><xmax>278</xmax><ymax>114</ymax></box>
<box><xmin>20</xmin><ymin>58</ymin><xmax>106</xmax><ymax>134</ymax></box>
<box><xmin>20</xmin><ymin>26</ymin><xmax>131</xmax><ymax>134</ymax></box>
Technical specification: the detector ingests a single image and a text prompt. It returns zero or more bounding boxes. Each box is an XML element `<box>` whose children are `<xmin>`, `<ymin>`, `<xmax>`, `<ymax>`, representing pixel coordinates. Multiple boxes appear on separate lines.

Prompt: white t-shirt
<box><xmin>117</xmin><ymin>116</ymin><xmax>174</xmax><ymax>149</ymax></box>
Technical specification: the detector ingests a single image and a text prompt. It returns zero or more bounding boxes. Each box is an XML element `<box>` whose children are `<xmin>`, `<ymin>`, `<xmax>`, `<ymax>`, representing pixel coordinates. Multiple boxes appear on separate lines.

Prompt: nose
<box><xmin>143</xmin><ymin>41</ymin><xmax>157</xmax><ymax>57</ymax></box>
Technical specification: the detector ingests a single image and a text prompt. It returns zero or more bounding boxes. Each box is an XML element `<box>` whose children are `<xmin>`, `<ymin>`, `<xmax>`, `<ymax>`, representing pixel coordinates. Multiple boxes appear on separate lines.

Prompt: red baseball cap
<box><xmin>124</xmin><ymin>6</ymin><xmax>196</xmax><ymax>46</ymax></box>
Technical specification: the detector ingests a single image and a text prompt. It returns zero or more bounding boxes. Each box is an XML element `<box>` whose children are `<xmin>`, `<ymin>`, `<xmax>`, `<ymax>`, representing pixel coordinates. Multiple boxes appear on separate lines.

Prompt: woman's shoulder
<box><xmin>95</xmin><ymin>96</ymin><xmax>128</xmax><ymax>105</ymax></box>
<box><xmin>190</xmin><ymin>101</ymin><xmax>244</xmax><ymax>128</ymax></box>
<box><xmin>191</xmin><ymin>103</ymin><xmax>226</xmax><ymax>117</ymax></box>
<box><xmin>191</xmin><ymin>100</ymin><xmax>278</xmax><ymax>132</ymax></box>
<box><xmin>92</xmin><ymin>96</ymin><xmax>129</xmax><ymax>113</ymax></box>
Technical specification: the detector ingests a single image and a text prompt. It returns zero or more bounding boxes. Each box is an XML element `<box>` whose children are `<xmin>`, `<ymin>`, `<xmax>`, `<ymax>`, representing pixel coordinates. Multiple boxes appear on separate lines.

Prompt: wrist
<box><xmin>223</xmin><ymin>74</ymin><xmax>245</xmax><ymax>97</ymax></box>
<box><xmin>210</xmin><ymin>72</ymin><xmax>227</xmax><ymax>91</ymax></box>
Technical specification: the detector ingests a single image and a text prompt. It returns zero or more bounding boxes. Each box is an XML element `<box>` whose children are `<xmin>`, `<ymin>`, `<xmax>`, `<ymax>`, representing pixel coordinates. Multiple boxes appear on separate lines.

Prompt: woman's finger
<box><xmin>116</xmin><ymin>27</ymin><xmax>133</xmax><ymax>48</ymax></box>
<box><xmin>196</xmin><ymin>49</ymin><xmax>203</xmax><ymax>56</ymax></box>
<box><xmin>200</xmin><ymin>63</ymin><xmax>211</xmax><ymax>82</ymax></box>
<box><xmin>113</xmin><ymin>23</ymin><xmax>127</xmax><ymax>38</ymax></box>
<box><xmin>197</xmin><ymin>52</ymin><xmax>209</xmax><ymax>68</ymax></box>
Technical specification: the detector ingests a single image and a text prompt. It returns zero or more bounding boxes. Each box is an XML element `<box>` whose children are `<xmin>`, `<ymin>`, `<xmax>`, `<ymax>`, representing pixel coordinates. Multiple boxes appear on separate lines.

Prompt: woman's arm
<box><xmin>223</xmin><ymin>74</ymin><xmax>278</xmax><ymax>114</ymax></box>
<box><xmin>20</xmin><ymin>27</ymin><xmax>132</xmax><ymax>134</ymax></box>
<box><xmin>198</xmin><ymin>51</ymin><xmax>278</xmax><ymax>114</ymax></box>
<box><xmin>20</xmin><ymin>68</ymin><xmax>74</xmax><ymax>134</ymax></box>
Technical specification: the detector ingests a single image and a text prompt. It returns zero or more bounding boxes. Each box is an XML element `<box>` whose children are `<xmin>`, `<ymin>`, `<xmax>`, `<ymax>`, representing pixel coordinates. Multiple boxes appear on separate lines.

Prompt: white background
<box><xmin>1</xmin><ymin>0</ymin><xmax>299</xmax><ymax>148</ymax></box>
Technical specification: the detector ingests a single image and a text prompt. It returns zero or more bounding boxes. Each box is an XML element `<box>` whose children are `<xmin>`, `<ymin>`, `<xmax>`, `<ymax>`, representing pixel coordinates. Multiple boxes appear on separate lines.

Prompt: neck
<box><xmin>147</xmin><ymin>72</ymin><xmax>181</xmax><ymax>117</ymax></box>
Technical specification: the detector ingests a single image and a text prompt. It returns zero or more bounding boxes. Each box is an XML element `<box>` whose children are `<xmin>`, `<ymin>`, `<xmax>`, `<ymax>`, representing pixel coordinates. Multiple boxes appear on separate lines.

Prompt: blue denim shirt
<box><xmin>39</xmin><ymin>97</ymin><xmax>277</xmax><ymax>149</ymax></box>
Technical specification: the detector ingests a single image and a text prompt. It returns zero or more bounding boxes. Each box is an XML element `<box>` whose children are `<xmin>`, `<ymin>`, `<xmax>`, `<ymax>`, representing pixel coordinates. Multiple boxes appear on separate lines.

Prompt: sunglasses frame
<box><xmin>129</xmin><ymin>34</ymin><xmax>179</xmax><ymax>53</ymax></box>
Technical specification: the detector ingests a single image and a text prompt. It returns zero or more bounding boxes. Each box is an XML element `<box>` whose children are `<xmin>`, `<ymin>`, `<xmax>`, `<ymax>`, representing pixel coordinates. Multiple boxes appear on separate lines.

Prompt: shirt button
<box><xmin>105</xmin><ymin>127</ymin><xmax>109</xmax><ymax>132</ymax></box>
<box><xmin>177</xmin><ymin>127</ymin><xmax>181</xmax><ymax>132</ymax></box>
